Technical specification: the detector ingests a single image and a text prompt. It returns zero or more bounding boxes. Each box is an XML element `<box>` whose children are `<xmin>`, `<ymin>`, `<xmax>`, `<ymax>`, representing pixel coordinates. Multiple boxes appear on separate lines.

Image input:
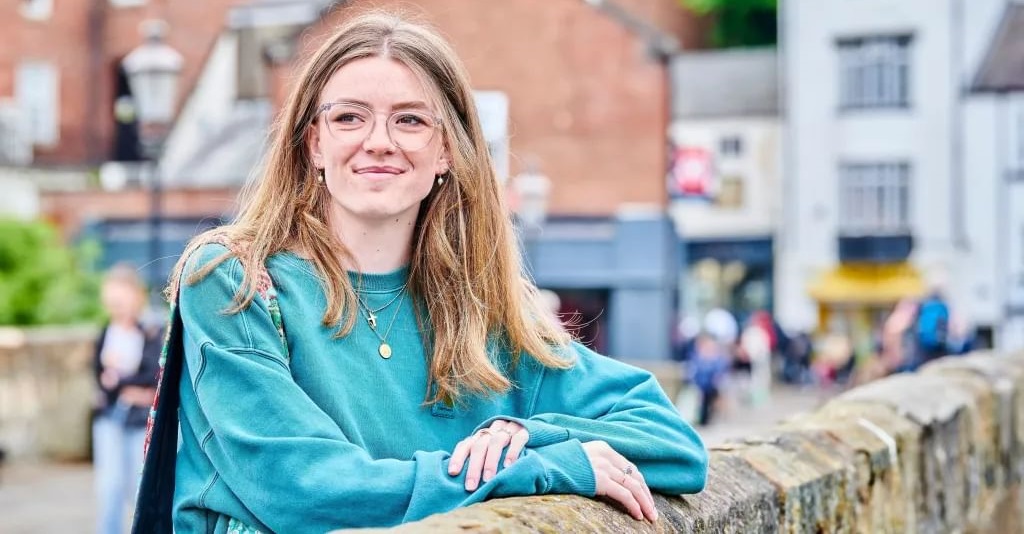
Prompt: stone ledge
<box><xmin>350</xmin><ymin>352</ymin><xmax>1024</xmax><ymax>532</ymax></box>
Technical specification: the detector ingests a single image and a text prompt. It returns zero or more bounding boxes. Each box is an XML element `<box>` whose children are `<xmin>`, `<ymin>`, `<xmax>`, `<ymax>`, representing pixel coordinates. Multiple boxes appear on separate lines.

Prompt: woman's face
<box><xmin>308</xmin><ymin>56</ymin><xmax>449</xmax><ymax>226</ymax></box>
<box><xmin>101</xmin><ymin>280</ymin><xmax>143</xmax><ymax>323</ymax></box>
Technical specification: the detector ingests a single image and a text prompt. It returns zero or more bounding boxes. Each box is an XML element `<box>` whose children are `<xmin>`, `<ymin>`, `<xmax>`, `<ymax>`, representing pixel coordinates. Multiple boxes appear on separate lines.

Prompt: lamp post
<box><xmin>122</xmin><ymin>19</ymin><xmax>182</xmax><ymax>301</ymax></box>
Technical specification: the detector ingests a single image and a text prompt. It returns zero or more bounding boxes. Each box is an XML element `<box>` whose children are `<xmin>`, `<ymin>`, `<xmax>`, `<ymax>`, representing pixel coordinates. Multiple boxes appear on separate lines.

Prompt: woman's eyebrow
<box><xmin>328</xmin><ymin>98</ymin><xmax>430</xmax><ymax>111</ymax></box>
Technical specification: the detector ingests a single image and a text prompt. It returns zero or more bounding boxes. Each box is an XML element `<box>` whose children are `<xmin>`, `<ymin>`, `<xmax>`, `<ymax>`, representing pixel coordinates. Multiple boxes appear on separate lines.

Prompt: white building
<box><xmin>668</xmin><ymin>48</ymin><xmax>782</xmax><ymax>322</ymax></box>
<box><xmin>779</xmin><ymin>0</ymin><xmax>1020</xmax><ymax>349</ymax></box>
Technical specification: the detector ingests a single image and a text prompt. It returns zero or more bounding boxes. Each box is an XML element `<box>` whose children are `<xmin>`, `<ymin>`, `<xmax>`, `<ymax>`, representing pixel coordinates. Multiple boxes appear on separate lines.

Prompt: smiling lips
<box><xmin>355</xmin><ymin>166</ymin><xmax>404</xmax><ymax>177</ymax></box>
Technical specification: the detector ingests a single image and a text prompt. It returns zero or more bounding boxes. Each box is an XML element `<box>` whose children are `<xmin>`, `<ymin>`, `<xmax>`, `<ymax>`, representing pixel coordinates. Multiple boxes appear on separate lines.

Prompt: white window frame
<box><xmin>839</xmin><ymin>162</ymin><xmax>911</xmax><ymax>234</ymax></box>
<box><xmin>838</xmin><ymin>35</ymin><xmax>912</xmax><ymax>110</ymax></box>
<box><xmin>473</xmin><ymin>91</ymin><xmax>509</xmax><ymax>184</ymax></box>
<box><xmin>20</xmin><ymin>0</ymin><xmax>53</xmax><ymax>21</ymax></box>
<box><xmin>16</xmin><ymin>61</ymin><xmax>60</xmax><ymax>147</ymax></box>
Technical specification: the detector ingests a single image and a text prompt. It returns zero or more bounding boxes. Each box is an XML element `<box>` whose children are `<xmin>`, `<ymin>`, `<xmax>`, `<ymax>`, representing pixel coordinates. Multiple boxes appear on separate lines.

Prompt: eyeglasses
<box><xmin>316</xmin><ymin>102</ymin><xmax>442</xmax><ymax>152</ymax></box>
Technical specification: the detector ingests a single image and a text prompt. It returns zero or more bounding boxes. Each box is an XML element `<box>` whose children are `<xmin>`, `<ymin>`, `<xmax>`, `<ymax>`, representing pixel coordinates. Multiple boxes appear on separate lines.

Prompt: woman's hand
<box><xmin>448</xmin><ymin>419</ymin><xmax>529</xmax><ymax>491</ymax></box>
<box><xmin>582</xmin><ymin>440</ymin><xmax>658</xmax><ymax>522</ymax></box>
<box><xmin>119</xmin><ymin>385</ymin><xmax>156</xmax><ymax>407</ymax></box>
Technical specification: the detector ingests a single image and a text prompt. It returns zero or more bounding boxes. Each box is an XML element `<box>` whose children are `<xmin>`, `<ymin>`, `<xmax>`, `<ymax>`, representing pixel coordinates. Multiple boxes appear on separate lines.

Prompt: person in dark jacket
<box><xmin>92</xmin><ymin>264</ymin><xmax>162</xmax><ymax>534</ymax></box>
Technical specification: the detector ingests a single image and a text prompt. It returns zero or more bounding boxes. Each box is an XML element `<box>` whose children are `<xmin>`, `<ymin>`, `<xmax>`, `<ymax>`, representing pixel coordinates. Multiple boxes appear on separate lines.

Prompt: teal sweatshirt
<box><xmin>173</xmin><ymin>244</ymin><xmax>707</xmax><ymax>533</ymax></box>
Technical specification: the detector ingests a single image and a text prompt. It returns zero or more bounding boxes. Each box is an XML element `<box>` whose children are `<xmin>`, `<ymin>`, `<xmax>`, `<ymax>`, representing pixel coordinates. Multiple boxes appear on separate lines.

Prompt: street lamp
<box><xmin>122</xmin><ymin>19</ymin><xmax>182</xmax><ymax>301</ymax></box>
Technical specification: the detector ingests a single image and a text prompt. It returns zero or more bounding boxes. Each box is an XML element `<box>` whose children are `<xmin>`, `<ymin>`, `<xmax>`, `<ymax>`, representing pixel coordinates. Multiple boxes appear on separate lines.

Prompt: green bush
<box><xmin>0</xmin><ymin>219</ymin><xmax>103</xmax><ymax>326</ymax></box>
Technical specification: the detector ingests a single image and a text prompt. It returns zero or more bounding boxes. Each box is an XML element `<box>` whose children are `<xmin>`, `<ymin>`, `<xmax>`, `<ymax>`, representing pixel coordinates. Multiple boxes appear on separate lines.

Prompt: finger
<box><xmin>601</xmin><ymin>472</ymin><xmax>644</xmax><ymax>521</ymax></box>
<box><xmin>448</xmin><ymin>438</ymin><xmax>473</xmax><ymax>476</ymax></box>
<box><xmin>464</xmin><ymin>431</ymin><xmax>493</xmax><ymax>491</ymax></box>
<box><xmin>631</xmin><ymin>468</ymin><xmax>658</xmax><ymax>521</ymax></box>
<box><xmin>621</xmin><ymin>473</ymin><xmax>657</xmax><ymax>522</ymax></box>
<box><xmin>481</xmin><ymin>426</ymin><xmax>513</xmax><ymax>483</ymax></box>
<box><xmin>503</xmin><ymin>428</ymin><xmax>529</xmax><ymax>467</ymax></box>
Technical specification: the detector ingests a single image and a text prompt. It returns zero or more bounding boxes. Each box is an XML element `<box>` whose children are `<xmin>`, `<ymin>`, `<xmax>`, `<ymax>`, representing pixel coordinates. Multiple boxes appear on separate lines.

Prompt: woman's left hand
<box><xmin>448</xmin><ymin>419</ymin><xmax>529</xmax><ymax>491</ymax></box>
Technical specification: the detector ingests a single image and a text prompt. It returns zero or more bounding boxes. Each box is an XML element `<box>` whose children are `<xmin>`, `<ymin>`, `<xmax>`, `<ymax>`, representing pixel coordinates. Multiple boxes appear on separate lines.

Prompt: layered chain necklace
<box><xmin>355</xmin><ymin>285</ymin><xmax>407</xmax><ymax>360</ymax></box>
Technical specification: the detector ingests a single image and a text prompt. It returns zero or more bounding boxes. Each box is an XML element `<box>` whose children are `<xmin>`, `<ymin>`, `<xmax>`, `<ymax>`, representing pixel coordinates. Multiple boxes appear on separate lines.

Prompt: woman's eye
<box><xmin>335</xmin><ymin>113</ymin><xmax>363</xmax><ymax>123</ymax></box>
<box><xmin>395</xmin><ymin>114</ymin><xmax>427</xmax><ymax>126</ymax></box>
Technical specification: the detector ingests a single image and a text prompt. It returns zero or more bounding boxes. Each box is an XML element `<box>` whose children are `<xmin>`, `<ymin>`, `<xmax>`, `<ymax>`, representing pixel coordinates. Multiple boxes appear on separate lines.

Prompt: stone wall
<box><xmin>0</xmin><ymin>325</ymin><xmax>98</xmax><ymax>460</ymax></box>
<box><xmin>359</xmin><ymin>352</ymin><xmax>1024</xmax><ymax>533</ymax></box>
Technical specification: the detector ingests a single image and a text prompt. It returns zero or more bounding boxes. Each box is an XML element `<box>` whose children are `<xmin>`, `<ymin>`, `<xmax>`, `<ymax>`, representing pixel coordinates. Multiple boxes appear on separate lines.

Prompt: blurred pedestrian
<box><xmin>134</xmin><ymin>12</ymin><xmax>707</xmax><ymax>532</ymax></box>
<box><xmin>915</xmin><ymin>290</ymin><xmax>950</xmax><ymax>368</ymax></box>
<box><xmin>92</xmin><ymin>264</ymin><xmax>162</xmax><ymax>534</ymax></box>
<box><xmin>688</xmin><ymin>333</ymin><xmax>730</xmax><ymax>426</ymax></box>
<box><xmin>740</xmin><ymin>314</ymin><xmax>772</xmax><ymax>406</ymax></box>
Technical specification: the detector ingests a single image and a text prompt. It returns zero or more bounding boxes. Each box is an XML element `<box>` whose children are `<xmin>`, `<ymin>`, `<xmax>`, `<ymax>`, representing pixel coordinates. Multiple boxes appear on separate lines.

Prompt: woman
<box><xmin>137</xmin><ymin>11</ymin><xmax>706</xmax><ymax>533</ymax></box>
<box><xmin>93</xmin><ymin>264</ymin><xmax>161</xmax><ymax>534</ymax></box>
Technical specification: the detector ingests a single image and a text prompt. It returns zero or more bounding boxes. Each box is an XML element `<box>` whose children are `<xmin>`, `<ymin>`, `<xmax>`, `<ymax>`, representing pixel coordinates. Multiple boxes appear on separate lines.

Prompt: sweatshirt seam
<box><xmin>200</xmin><ymin>429</ymin><xmax>214</xmax><ymax>452</ymax></box>
<box><xmin>227</xmin><ymin>259</ymin><xmax>256</xmax><ymax>350</ymax></box>
<box><xmin>198</xmin><ymin>472</ymin><xmax>220</xmax><ymax>509</ymax></box>
<box><xmin>526</xmin><ymin>366</ymin><xmax>547</xmax><ymax>418</ymax></box>
<box><xmin>197</xmin><ymin>342</ymin><xmax>289</xmax><ymax>377</ymax></box>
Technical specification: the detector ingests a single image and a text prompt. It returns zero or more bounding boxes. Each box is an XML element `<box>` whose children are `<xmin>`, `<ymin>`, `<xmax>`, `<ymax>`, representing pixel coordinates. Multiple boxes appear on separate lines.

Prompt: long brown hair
<box><xmin>170</xmin><ymin>11</ymin><xmax>572</xmax><ymax>405</ymax></box>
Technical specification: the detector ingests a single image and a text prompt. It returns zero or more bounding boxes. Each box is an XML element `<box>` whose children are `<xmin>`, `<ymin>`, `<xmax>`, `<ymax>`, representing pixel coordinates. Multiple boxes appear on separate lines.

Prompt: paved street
<box><xmin>0</xmin><ymin>385</ymin><xmax>826</xmax><ymax>533</ymax></box>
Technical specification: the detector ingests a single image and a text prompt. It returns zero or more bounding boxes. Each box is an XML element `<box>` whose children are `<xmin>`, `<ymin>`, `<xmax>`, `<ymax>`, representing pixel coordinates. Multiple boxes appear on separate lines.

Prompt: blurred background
<box><xmin>2</xmin><ymin>0</ymin><xmax>1022</xmax><ymax>531</ymax></box>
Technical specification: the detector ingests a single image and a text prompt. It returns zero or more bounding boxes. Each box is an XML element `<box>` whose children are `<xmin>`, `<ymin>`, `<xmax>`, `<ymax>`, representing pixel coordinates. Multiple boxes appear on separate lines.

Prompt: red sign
<box><xmin>669</xmin><ymin>147</ymin><xmax>715</xmax><ymax>198</ymax></box>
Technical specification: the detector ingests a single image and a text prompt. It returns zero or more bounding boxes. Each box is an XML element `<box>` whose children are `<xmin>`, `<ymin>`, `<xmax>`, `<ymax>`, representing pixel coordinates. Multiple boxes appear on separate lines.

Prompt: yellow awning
<box><xmin>808</xmin><ymin>263</ymin><xmax>927</xmax><ymax>305</ymax></box>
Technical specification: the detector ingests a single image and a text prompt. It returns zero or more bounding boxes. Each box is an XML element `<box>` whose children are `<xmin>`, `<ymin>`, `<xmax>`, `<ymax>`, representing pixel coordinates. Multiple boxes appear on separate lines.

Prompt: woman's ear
<box><xmin>306</xmin><ymin>125</ymin><xmax>324</xmax><ymax>169</ymax></box>
<box><xmin>437</xmin><ymin>152</ymin><xmax>450</xmax><ymax>176</ymax></box>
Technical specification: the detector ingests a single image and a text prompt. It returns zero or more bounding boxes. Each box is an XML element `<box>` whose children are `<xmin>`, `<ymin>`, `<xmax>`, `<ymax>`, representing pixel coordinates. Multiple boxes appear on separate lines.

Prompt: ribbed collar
<box><xmin>348</xmin><ymin>266</ymin><xmax>409</xmax><ymax>293</ymax></box>
<box><xmin>277</xmin><ymin>251</ymin><xmax>409</xmax><ymax>293</ymax></box>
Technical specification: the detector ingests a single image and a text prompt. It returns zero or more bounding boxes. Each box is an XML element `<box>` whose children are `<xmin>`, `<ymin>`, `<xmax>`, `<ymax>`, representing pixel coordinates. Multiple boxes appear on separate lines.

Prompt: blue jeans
<box><xmin>93</xmin><ymin>405</ymin><xmax>146</xmax><ymax>534</ymax></box>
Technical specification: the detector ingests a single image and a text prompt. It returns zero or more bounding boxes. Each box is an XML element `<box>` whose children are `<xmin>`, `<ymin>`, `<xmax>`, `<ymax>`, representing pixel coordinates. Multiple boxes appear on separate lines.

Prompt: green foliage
<box><xmin>0</xmin><ymin>219</ymin><xmax>103</xmax><ymax>326</ymax></box>
<box><xmin>681</xmin><ymin>0</ymin><xmax>778</xmax><ymax>48</ymax></box>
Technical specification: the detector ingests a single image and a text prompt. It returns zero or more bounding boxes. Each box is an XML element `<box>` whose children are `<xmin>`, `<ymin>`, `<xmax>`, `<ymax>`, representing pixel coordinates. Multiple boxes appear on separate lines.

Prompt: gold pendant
<box><xmin>378</xmin><ymin>342</ymin><xmax>392</xmax><ymax>359</ymax></box>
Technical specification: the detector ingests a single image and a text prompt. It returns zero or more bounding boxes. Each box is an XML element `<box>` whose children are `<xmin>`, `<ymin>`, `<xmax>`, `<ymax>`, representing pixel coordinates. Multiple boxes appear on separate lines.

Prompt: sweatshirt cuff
<box><xmin>474</xmin><ymin>416</ymin><xmax>571</xmax><ymax>448</ymax></box>
<box><xmin>529</xmin><ymin>439</ymin><xmax>596</xmax><ymax>496</ymax></box>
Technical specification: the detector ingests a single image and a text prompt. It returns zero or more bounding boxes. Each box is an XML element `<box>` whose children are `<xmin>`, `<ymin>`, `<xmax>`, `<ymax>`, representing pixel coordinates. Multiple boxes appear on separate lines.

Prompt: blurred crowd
<box><xmin>673</xmin><ymin>290</ymin><xmax>973</xmax><ymax>426</ymax></box>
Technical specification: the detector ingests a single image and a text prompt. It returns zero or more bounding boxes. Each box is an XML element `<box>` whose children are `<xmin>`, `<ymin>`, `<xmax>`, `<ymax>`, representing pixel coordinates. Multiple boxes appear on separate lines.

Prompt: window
<box><xmin>1012</xmin><ymin>103</ymin><xmax>1024</xmax><ymax>171</ymax></box>
<box><xmin>719</xmin><ymin>136</ymin><xmax>743</xmax><ymax>158</ymax></box>
<box><xmin>20</xmin><ymin>0</ymin><xmax>52</xmax><ymax>20</ymax></box>
<box><xmin>838</xmin><ymin>35</ymin><xmax>911</xmax><ymax>109</ymax></box>
<box><xmin>16</xmin><ymin>62</ymin><xmax>59</xmax><ymax>146</ymax></box>
<box><xmin>473</xmin><ymin>91</ymin><xmax>509</xmax><ymax>183</ymax></box>
<box><xmin>839</xmin><ymin>162</ymin><xmax>911</xmax><ymax>234</ymax></box>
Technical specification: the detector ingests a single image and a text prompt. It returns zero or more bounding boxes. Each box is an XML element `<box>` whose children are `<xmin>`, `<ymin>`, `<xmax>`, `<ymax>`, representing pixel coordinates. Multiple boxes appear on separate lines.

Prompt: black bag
<box><xmin>131</xmin><ymin>302</ymin><xmax>186</xmax><ymax>533</ymax></box>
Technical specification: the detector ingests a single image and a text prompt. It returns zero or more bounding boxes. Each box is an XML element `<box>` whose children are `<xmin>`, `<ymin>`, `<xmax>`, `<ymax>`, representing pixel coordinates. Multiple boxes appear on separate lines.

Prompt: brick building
<box><xmin>0</xmin><ymin>0</ymin><xmax>238</xmax><ymax>167</ymax></box>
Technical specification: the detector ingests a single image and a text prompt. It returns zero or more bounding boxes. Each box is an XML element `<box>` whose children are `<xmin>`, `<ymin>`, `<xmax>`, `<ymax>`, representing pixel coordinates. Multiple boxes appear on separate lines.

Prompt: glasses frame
<box><xmin>315</xmin><ymin>101</ymin><xmax>444</xmax><ymax>152</ymax></box>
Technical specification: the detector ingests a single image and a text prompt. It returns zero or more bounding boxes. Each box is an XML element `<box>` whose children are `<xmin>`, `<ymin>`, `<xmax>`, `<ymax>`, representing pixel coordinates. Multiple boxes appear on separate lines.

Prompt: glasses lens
<box><xmin>322</xmin><ymin>104</ymin><xmax>372</xmax><ymax>144</ymax></box>
<box><xmin>387</xmin><ymin>111</ymin><xmax>437</xmax><ymax>151</ymax></box>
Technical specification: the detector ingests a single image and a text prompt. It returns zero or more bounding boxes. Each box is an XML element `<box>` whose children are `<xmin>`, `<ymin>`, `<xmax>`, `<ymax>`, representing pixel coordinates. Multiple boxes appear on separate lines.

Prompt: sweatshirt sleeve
<box><xmin>477</xmin><ymin>343</ymin><xmax>708</xmax><ymax>496</ymax></box>
<box><xmin>177</xmin><ymin>245</ymin><xmax>572</xmax><ymax>531</ymax></box>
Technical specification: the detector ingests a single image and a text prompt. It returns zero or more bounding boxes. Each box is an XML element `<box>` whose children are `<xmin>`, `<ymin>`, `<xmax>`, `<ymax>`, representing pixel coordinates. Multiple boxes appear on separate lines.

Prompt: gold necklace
<box><xmin>357</xmin><ymin>289</ymin><xmax>406</xmax><ymax>359</ymax></box>
<box><xmin>355</xmin><ymin>283</ymin><xmax>407</xmax><ymax>330</ymax></box>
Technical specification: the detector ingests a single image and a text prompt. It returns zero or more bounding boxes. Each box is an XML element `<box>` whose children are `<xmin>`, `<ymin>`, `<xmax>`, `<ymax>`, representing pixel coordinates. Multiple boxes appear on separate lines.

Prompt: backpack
<box><xmin>915</xmin><ymin>297</ymin><xmax>949</xmax><ymax>351</ymax></box>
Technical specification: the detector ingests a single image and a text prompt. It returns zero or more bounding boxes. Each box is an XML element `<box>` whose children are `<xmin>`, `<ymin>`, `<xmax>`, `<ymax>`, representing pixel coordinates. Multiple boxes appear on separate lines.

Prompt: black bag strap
<box><xmin>131</xmin><ymin>299</ymin><xmax>185</xmax><ymax>533</ymax></box>
<box><xmin>132</xmin><ymin>246</ymin><xmax>283</xmax><ymax>533</ymax></box>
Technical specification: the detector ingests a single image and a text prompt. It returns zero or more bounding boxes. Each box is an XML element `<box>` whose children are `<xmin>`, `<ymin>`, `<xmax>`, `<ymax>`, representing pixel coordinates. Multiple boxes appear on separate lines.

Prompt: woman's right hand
<box><xmin>581</xmin><ymin>440</ymin><xmax>659</xmax><ymax>522</ymax></box>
